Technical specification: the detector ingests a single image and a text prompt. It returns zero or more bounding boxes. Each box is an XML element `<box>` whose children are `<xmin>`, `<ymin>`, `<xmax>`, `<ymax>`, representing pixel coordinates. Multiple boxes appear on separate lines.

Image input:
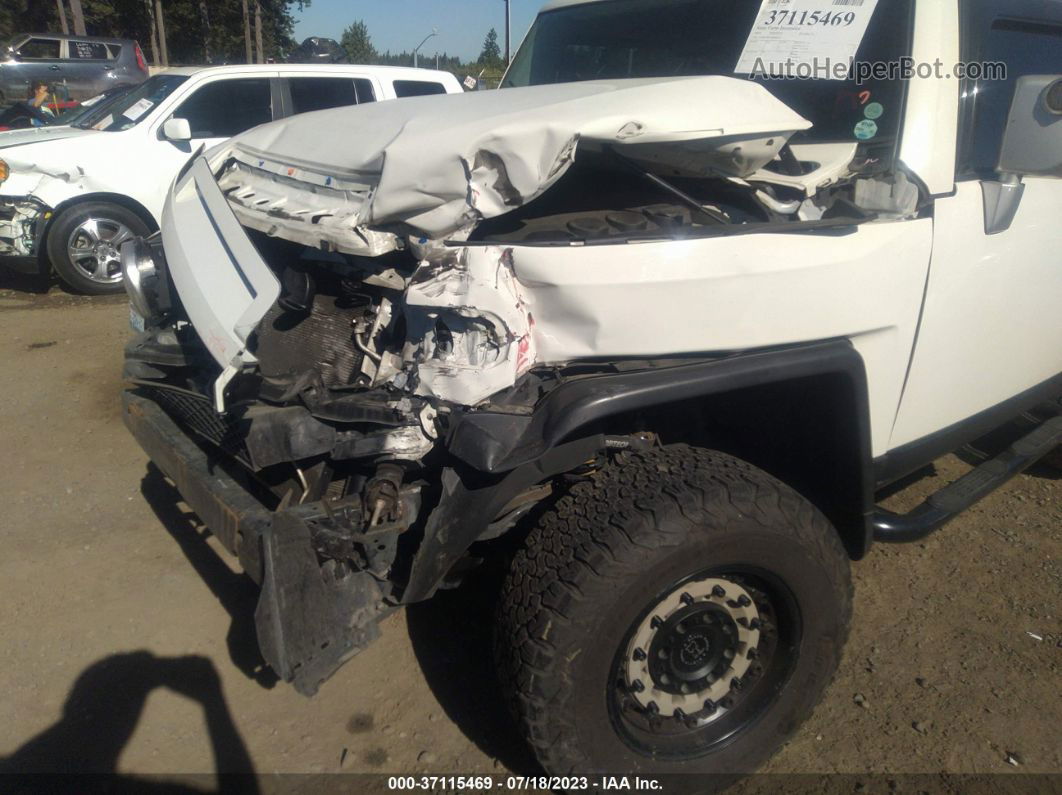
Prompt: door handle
<box><xmin>49</xmin><ymin>65</ymin><xmax>61</xmax><ymax>70</ymax></box>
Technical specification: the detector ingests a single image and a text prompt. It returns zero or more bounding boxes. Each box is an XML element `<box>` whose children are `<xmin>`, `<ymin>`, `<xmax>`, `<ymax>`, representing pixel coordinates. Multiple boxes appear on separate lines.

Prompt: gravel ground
<box><xmin>0</xmin><ymin>271</ymin><xmax>1059</xmax><ymax>792</ymax></box>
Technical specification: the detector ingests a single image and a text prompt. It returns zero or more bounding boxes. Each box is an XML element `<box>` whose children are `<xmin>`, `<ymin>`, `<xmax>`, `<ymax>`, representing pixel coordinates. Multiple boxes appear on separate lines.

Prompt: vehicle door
<box><xmin>889</xmin><ymin>0</ymin><xmax>1062</xmax><ymax>449</ymax></box>
<box><xmin>64</xmin><ymin>39</ymin><xmax>119</xmax><ymax>101</ymax></box>
<box><xmin>278</xmin><ymin>73</ymin><xmax>379</xmax><ymax>118</ymax></box>
<box><xmin>161</xmin><ymin>75</ymin><xmax>279</xmax><ymax>151</ymax></box>
<box><xmin>4</xmin><ymin>36</ymin><xmax>64</xmax><ymax>102</ymax></box>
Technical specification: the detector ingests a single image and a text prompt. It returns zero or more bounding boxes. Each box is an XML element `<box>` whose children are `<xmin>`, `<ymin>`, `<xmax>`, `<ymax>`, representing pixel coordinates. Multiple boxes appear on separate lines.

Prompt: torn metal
<box><xmin>215</xmin><ymin>76</ymin><xmax>812</xmax><ymax>255</ymax></box>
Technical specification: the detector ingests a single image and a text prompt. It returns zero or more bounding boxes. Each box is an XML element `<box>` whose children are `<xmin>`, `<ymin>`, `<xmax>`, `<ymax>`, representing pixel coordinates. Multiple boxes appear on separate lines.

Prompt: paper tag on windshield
<box><xmin>122</xmin><ymin>98</ymin><xmax>154</xmax><ymax>121</ymax></box>
<box><xmin>735</xmin><ymin>0</ymin><xmax>881</xmax><ymax>80</ymax></box>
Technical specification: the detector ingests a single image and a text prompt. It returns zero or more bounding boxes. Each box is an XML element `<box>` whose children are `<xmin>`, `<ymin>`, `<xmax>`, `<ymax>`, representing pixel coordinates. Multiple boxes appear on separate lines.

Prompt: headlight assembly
<box><xmin>0</xmin><ymin>159</ymin><xmax>9</xmax><ymax>185</ymax></box>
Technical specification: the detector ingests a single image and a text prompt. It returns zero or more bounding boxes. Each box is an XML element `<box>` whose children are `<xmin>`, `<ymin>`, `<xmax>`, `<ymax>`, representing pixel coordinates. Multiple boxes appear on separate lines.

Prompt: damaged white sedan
<box><xmin>121</xmin><ymin>0</ymin><xmax>1062</xmax><ymax>781</ymax></box>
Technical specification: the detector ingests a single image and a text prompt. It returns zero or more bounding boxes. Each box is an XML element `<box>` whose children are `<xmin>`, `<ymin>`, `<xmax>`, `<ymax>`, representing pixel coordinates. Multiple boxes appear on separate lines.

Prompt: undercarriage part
<box><xmin>366</xmin><ymin>463</ymin><xmax>404</xmax><ymax>527</ymax></box>
<box><xmin>255</xmin><ymin>512</ymin><xmax>389</xmax><ymax>696</ymax></box>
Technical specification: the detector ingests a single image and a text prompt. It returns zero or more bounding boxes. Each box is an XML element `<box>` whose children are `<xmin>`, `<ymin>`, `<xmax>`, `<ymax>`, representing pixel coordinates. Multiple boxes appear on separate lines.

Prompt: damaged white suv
<box><xmin>121</xmin><ymin>0</ymin><xmax>1062</xmax><ymax>781</ymax></box>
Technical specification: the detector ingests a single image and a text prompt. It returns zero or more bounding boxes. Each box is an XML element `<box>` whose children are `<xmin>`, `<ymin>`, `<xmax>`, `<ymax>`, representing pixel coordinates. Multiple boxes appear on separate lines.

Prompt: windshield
<box><xmin>52</xmin><ymin>85</ymin><xmax>136</xmax><ymax>126</ymax></box>
<box><xmin>503</xmin><ymin>0</ymin><xmax>913</xmax><ymax>146</ymax></box>
<box><xmin>75</xmin><ymin>74</ymin><xmax>189</xmax><ymax>132</ymax></box>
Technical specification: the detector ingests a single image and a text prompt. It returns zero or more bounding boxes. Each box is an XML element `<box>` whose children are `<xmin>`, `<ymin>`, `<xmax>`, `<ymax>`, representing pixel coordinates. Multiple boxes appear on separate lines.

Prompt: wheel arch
<box><xmin>40</xmin><ymin>192</ymin><xmax>159</xmax><ymax>265</ymax></box>
<box><xmin>443</xmin><ymin>340</ymin><xmax>876</xmax><ymax>568</ymax></box>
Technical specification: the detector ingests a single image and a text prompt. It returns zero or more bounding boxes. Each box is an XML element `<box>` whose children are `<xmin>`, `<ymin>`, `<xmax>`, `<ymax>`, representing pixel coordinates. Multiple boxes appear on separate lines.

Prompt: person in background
<box><xmin>26</xmin><ymin>81</ymin><xmax>56</xmax><ymax>126</ymax></box>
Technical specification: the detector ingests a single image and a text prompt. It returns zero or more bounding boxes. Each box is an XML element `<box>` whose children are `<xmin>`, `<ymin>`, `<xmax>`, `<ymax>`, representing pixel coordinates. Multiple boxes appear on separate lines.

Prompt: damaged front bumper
<box><xmin>122</xmin><ymin>389</ymin><xmax>393</xmax><ymax>696</ymax></box>
<box><xmin>0</xmin><ymin>195</ymin><xmax>50</xmax><ymax>271</ymax></box>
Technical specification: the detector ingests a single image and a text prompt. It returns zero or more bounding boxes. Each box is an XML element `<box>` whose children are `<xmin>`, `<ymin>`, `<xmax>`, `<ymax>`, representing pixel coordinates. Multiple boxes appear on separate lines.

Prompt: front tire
<box><xmin>495</xmin><ymin>445</ymin><xmax>852</xmax><ymax>784</ymax></box>
<box><xmin>46</xmin><ymin>202</ymin><xmax>149</xmax><ymax>295</ymax></box>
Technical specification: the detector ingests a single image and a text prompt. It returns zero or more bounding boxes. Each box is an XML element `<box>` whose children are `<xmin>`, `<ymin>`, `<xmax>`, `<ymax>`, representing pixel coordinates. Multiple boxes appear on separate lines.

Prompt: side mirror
<box><xmin>161</xmin><ymin>117</ymin><xmax>191</xmax><ymax>142</ymax></box>
<box><xmin>997</xmin><ymin>75</ymin><xmax>1062</xmax><ymax>177</ymax></box>
<box><xmin>983</xmin><ymin>75</ymin><xmax>1062</xmax><ymax>235</ymax></box>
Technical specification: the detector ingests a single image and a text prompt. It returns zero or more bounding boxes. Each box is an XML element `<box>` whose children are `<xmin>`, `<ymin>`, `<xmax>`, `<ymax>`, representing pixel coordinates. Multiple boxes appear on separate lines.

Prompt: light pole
<box><xmin>413</xmin><ymin>28</ymin><xmax>438</xmax><ymax>69</ymax></box>
<box><xmin>503</xmin><ymin>0</ymin><xmax>511</xmax><ymax>63</ymax></box>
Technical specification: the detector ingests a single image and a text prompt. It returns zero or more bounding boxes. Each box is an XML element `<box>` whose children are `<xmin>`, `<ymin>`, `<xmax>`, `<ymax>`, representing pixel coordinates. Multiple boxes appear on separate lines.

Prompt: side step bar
<box><xmin>873</xmin><ymin>416</ymin><xmax>1062</xmax><ymax>543</ymax></box>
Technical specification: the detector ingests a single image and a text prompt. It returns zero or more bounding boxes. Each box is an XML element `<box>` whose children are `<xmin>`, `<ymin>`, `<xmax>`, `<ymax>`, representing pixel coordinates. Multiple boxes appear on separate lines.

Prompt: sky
<box><xmin>292</xmin><ymin>0</ymin><xmax>541</xmax><ymax>64</ymax></box>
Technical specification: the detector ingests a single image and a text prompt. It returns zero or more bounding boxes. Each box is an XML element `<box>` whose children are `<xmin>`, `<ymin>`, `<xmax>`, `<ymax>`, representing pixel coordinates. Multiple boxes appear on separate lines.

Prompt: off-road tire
<box><xmin>47</xmin><ymin>202</ymin><xmax>149</xmax><ymax>295</ymax></box>
<box><xmin>494</xmin><ymin>445</ymin><xmax>852</xmax><ymax>783</ymax></box>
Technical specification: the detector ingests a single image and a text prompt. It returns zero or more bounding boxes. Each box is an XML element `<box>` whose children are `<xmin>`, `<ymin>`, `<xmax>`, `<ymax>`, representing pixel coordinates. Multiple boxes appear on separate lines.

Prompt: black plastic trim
<box><xmin>449</xmin><ymin>341</ymin><xmax>873</xmax><ymax>476</ymax></box>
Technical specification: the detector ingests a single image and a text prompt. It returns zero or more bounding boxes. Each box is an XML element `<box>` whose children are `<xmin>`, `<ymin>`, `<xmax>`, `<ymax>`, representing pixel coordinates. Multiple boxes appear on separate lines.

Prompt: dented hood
<box><xmin>219</xmin><ymin>76</ymin><xmax>810</xmax><ymax>244</ymax></box>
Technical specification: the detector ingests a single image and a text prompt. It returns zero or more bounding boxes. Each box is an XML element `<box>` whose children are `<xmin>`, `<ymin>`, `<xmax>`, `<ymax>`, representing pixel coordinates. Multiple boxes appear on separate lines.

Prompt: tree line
<box><xmin>0</xmin><ymin>0</ymin><xmax>309</xmax><ymax>65</ymax></box>
<box><xmin>0</xmin><ymin>4</ymin><xmax>510</xmax><ymax>81</ymax></box>
<box><xmin>341</xmin><ymin>20</ymin><xmax>507</xmax><ymax>81</ymax></box>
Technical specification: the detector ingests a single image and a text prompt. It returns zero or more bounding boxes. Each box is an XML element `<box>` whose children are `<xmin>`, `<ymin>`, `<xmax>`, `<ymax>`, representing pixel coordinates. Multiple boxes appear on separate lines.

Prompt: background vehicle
<box><xmin>121</xmin><ymin>0</ymin><xmax>1061</xmax><ymax>785</ymax></box>
<box><xmin>0</xmin><ymin>64</ymin><xmax>463</xmax><ymax>294</ymax></box>
<box><xmin>288</xmin><ymin>37</ymin><xmax>348</xmax><ymax>64</ymax></box>
<box><xmin>0</xmin><ymin>33</ymin><xmax>148</xmax><ymax>104</ymax></box>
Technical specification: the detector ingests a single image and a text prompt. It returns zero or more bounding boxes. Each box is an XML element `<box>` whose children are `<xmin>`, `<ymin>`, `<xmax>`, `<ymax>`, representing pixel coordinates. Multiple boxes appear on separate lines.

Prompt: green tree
<box><xmin>479</xmin><ymin>27</ymin><xmax>501</xmax><ymax>68</ymax></box>
<box><xmin>341</xmin><ymin>19</ymin><xmax>375</xmax><ymax>64</ymax></box>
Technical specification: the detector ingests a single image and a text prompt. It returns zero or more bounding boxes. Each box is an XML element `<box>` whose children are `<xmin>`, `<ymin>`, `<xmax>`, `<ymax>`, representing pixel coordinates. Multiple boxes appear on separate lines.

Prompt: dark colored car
<box><xmin>0</xmin><ymin>33</ymin><xmax>148</xmax><ymax>105</ymax></box>
<box><xmin>287</xmin><ymin>37</ymin><xmax>348</xmax><ymax>64</ymax></box>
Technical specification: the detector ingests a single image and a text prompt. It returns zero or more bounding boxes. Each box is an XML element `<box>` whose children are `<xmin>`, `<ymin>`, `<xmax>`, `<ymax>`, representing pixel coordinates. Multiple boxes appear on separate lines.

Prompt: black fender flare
<box><xmin>405</xmin><ymin>340</ymin><xmax>876</xmax><ymax>602</ymax></box>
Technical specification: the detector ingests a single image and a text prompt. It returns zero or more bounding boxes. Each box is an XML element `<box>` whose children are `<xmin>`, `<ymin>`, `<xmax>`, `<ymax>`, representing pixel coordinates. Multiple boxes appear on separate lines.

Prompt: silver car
<box><xmin>0</xmin><ymin>33</ymin><xmax>148</xmax><ymax>105</ymax></box>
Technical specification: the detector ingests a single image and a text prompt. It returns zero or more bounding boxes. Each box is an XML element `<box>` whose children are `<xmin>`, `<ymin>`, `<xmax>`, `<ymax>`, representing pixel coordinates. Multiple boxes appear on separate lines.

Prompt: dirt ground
<box><xmin>0</xmin><ymin>270</ymin><xmax>1059</xmax><ymax>791</ymax></box>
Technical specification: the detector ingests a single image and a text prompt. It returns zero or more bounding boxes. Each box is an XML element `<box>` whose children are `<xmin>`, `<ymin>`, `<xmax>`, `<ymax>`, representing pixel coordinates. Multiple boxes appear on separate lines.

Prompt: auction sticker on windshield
<box><xmin>734</xmin><ymin>0</ymin><xmax>881</xmax><ymax>80</ymax></box>
<box><xmin>122</xmin><ymin>98</ymin><xmax>155</xmax><ymax>121</ymax></box>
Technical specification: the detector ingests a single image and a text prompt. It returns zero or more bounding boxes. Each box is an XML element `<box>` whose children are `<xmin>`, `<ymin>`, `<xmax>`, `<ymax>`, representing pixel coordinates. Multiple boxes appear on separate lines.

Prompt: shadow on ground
<box><xmin>406</xmin><ymin>565</ymin><xmax>541</xmax><ymax>776</ymax></box>
<box><xmin>0</xmin><ymin>651</ymin><xmax>258</xmax><ymax>793</ymax></box>
<box><xmin>140</xmin><ymin>465</ymin><xmax>279</xmax><ymax>689</ymax></box>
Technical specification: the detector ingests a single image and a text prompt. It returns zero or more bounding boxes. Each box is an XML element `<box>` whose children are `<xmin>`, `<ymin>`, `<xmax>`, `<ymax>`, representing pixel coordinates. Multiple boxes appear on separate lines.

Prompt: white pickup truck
<box><xmin>120</xmin><ymin>0</ymin><xmax>1060</xmax><ymax>782</ymax></box>
<box><xmin>0</xmin><ymin>64</ymin><xmax>462</xmax><ymax>293</ymax></box>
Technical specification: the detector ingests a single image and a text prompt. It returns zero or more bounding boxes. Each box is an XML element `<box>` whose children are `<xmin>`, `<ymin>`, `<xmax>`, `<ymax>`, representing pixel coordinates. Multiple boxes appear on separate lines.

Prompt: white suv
<box><xmin>0</xmin><ymin>64</ymin><xmax>462</xmax><ymax>293</ymax></box>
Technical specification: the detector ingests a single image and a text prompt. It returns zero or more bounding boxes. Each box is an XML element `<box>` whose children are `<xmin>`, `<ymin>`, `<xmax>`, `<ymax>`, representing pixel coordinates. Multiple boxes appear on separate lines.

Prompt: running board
<box><xmin>873</xmin><ymin>416</ymin><xmax>1062</xmax><ymax>543</ymax></box>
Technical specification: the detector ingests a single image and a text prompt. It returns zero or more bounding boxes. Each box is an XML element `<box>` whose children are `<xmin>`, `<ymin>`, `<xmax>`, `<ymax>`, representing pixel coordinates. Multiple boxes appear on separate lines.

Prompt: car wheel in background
<box><xmin>46</xmin><ymin>202</ymin><xmax>149</xmax><ymax>295</ymax></box>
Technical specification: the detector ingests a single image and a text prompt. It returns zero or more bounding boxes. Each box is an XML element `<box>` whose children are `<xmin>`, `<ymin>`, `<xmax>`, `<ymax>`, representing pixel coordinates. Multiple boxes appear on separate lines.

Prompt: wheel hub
<box><xmin>67</xmin><ymin>217</ymin><xmax>133</xmax><ymax>284</ymax></box>
<box><xmin>625</xmin><ymin>577</ymin><xmax>761</xmax><ymax>718</ymax></box>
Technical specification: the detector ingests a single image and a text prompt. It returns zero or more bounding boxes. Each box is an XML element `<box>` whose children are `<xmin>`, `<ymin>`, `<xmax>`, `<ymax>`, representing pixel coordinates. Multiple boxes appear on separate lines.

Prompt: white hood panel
<box><xmin>218</xmin><ymin>77</ymin><xmax>810</xmax><ymax>246</ymax></box>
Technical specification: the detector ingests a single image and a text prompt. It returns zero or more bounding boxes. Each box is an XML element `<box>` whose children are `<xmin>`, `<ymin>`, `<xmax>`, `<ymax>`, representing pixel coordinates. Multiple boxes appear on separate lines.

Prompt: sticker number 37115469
<box><xmin>734</xmin><ymin>0</ymin><xmax>882</xmax><ymax>81</ymax></box>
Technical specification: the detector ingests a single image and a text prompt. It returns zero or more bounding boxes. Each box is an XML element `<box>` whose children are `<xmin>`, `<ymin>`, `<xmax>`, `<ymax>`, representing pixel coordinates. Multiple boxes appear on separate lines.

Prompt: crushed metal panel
<box><xmin>401</xmin><ymin>246</ymin><xmax>535</xmax><ymax>406</ymax></box>
<box><xmin>218</xmin><ymin>76</ymin><xmax>811</xmax><ymax>244</ymax></box>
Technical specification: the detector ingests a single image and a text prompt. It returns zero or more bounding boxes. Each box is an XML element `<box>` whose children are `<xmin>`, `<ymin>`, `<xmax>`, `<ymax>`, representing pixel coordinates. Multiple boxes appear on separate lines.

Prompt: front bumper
<box><xmin>0</xmin><ymin>195</ymin><xmax>50</xmax><ymax>268</ymax></box>
<box><xmin>122</xmin><ymin>389</ymin><xmax>388</xmax><ymax>695</ymax></box>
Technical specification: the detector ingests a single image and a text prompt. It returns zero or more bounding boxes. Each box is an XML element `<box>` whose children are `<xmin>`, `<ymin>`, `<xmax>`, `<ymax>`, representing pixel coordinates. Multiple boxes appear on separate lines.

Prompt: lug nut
<box><xmin>703</xmin><ymin>698</ymin><xmax>717</xmax><ymax>714</ymax></box>
<box><xmin>633</xmin><ymin>647</ymin><xmax>647</xmax><ymax>661</ymax></box>
<box><xmin>747</xmin><ymin>647</ymin><xmax>759</xmax><ymax>660</ymax></box>
<box><xmin>674</xmin><ymin>707</ymin><xmax>687</xmax><ymax>721</ymax></box>
<box><xmin>630</xmin><ymin>679</ymin><xmax>645</xmax><ymax>693</ymax></box>
<box><xmin>737</xmin><ymin>595</ymin><xmax>751</xmax><ymax>607</ymax></box>
<box><xmin>730</xmin><ymin>676</ymin><xmax>743</xmax><ymax>691</ymax></box>
<box><xmin>680</xmin><ymin>592</ymin><xmax>695</xmax><ymax>606</ymax></box>
<box><xmin>646</xmin><ymin>700</ymin><xmax>659</xmax><ymax>715</ymax></box>
<box><xmin>749</xmin><ymin>618</ymin><xmax>762</xmax><ymax>630</ymax></box>
<box><xmin>712</xmin><ymin>585</ymin><xmax>726</xmax><ymax>598</ymax></box>
<box><xmin>650</xmin><ymin>615</ymin><xmax>664</xmax><ymax>629</ymax></box>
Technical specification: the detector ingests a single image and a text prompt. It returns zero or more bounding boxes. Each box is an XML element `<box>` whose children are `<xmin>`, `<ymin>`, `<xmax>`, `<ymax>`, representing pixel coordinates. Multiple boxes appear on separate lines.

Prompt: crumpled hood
<box><xmin>217</xmin><ymin>76</ymin><xmax>810</xmax><ymax>245</ymax></box>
